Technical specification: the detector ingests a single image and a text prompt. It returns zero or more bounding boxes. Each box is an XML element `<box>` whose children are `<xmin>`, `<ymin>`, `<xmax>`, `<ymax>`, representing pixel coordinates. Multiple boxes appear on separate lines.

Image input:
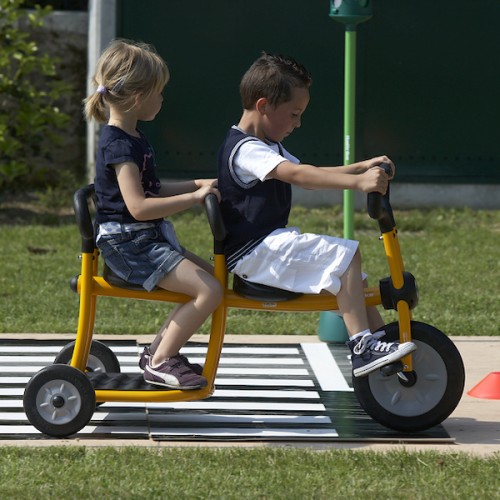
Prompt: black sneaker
<box><xmin>143</xmin><ymin>355</ymin><xmax>207</xmax><ymax>390</ymax></box>
<box><xmin>347</xmin><ymin>331</ymin><xmax>417</xmax><ymax>378</ymax></box>
<box><xmin>139</xmin><ymin>346</ymin><xmax>203</xmax><ymax>375</ymax></box>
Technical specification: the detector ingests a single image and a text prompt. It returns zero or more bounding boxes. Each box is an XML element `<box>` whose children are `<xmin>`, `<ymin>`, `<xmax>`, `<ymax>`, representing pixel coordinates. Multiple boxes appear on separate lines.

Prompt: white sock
<box><xmin>349</xmin><ymin>329</ymin><xmax>371</xmax><ymax>342</ymax></box>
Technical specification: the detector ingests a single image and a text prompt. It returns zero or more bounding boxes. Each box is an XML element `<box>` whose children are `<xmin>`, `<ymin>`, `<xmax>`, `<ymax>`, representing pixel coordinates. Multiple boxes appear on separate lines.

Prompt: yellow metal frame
<box><xmin>70</xmin><ymin>193</ymin><xmax>414</xmax><ymax>403</ymax></box>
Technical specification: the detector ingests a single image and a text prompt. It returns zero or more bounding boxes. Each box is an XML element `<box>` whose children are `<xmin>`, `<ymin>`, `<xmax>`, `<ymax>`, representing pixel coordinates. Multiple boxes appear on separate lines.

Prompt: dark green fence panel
<box><xmin>117</xmin><ymin>0</ymin><xmax>499</xmax><ymax>183</ymax></box>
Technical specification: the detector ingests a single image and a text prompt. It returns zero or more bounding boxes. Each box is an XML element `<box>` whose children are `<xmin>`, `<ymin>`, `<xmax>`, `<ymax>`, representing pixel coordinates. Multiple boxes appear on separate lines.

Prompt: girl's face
<box><xmin>262</xmin><ymin>86</ymin><xmax>310</xmax><ymax>143</ymax></box>
<box><xmin>136</xmin><ymin>86</ymin><xmax>165</xmax><ymax>121</ymax></box>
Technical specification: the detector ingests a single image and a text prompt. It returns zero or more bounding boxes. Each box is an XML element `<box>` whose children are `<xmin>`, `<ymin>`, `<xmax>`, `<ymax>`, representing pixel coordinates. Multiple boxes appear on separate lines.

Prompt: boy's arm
<box><xmin>115</xmin><ymin>163</ymin><xmax>218</xmax><ymax>221</ymax></box>
<box><xmin>268</xmin><ymin>156</ymin><xmax>392</xmax><ymax>194</ymax></box>
<box><xmin>319</xmin><ymin>156</ymin><xmax>395</xmax><ymax>178</ymax></box>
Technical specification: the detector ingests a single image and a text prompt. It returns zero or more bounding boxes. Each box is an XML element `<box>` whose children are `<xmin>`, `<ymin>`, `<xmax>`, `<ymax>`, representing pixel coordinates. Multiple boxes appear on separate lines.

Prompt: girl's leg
<box><xmin>151</xmin><ymin>258</ymin><xmax>222</xmax><ymax>366</ymax></box>
<box><xmin>148</xmin><ymin>250</ymin><xmax>214</xmax><ymax>354</ymax></box>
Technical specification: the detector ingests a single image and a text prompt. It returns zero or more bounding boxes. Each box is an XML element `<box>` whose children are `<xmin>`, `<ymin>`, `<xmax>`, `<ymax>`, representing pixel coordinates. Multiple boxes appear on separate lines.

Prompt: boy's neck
<box><xmin>237</xmin><ymin>110</ymin><xmax>265</xmax><ymax>141</ymax></box>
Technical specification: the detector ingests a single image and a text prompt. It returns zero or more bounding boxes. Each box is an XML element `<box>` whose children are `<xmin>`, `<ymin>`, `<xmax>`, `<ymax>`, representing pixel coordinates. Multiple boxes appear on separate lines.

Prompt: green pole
<box><xmin>343</xmin><ymin>28</ymin><xmax>357</xmax><ymax>240</ymax></box>
<box><xmin>318</xmin><ymin>1</ymin><xmax>373</xmax><ymax>344</ymax></box>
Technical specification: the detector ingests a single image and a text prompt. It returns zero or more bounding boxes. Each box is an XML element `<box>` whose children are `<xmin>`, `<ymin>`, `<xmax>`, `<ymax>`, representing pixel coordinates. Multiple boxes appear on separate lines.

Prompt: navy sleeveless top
<box><xmin>217</xmin><ymin>127</ymin><xmax>291</xmax><ymax>270</ymax></box>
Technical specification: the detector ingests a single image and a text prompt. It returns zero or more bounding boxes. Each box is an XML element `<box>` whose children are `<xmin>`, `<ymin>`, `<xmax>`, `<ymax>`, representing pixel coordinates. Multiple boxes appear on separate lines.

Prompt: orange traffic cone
<box><xmin>468</xmin><ymin>372</ymin><xmax>500</xmax><ymax>399</ymax></box>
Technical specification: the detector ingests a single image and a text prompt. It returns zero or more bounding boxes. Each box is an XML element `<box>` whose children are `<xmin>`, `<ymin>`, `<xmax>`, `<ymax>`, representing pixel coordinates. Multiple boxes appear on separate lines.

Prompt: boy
<box><xmin>217</xmin><ymin>53</ymin><xmax>416</xmax><ymax>377</ymax></box>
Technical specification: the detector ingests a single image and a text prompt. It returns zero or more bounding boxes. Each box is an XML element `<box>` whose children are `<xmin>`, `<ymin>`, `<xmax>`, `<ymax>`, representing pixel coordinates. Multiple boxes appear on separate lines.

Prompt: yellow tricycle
<box><xmin>23</xmin><ymin>169</ymin><xmax>465</xmax><ymax>437</ymax></box>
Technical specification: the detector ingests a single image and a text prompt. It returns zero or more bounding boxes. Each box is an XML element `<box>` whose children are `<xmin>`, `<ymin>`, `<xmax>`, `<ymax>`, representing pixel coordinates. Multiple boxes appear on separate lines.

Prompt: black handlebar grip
<box><xmin>367</xmin><ymin>162</ymin><xmax>392</xmax><ymax>220</ymax></box>
<box><xmin>204</xmin><ymin>193</ymin><xmax>227</xmax><ymax>242</ymax></box>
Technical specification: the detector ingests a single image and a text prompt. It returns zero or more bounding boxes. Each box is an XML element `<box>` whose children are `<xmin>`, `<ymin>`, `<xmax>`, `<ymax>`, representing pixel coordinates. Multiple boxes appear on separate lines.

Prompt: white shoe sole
<box><xmin>353</xmin><ymin>342</ymin><xmax>417</xmax><ymax>378</ymax></box>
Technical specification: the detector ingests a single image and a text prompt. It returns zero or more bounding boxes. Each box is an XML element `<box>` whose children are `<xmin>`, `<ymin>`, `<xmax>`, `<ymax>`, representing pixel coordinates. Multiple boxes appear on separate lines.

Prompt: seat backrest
<box><xmin>204</xmin><ymin>193</ymin><xmax>227</xmax><ymax>254</ymax></box>
<box><xmin>73</xmin><ymin>184</ymin><xmax>97</xmax><ymax>253</ymax></box>
<box><xmin>73</xmin><ymin>186</ymin><xmax>227</xmax><ymax>255</ymax></box>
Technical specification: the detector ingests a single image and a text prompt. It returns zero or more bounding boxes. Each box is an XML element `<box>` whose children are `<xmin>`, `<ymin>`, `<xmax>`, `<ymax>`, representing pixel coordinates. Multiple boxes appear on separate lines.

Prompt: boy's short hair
<box><xmin>240</xmin><ymin>53</ymin><xmax>312</xmax><ymax>110</ymax></box>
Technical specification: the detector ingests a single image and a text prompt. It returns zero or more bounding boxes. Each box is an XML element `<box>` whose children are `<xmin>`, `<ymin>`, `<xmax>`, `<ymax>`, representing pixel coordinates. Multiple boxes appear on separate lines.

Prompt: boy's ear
<box><xmin>256</xmin><ymin>97</ymin><xmax>268</xmax><ymax>115</ymax></box>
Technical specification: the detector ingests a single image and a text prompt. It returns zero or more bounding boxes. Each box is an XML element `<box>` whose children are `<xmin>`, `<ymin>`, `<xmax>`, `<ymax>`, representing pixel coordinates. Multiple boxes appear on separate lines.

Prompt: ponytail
<box><xmin>83</xmin><ymin>39</ymin><xmax>169</xmax><ymax>124</ymax></box>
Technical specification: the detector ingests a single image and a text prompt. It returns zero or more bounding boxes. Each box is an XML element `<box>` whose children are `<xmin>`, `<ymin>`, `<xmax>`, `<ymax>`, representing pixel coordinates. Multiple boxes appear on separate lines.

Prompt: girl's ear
<box><xmin>256</xmin><ymin>97</ymin><xmax>268</xmax><ymax>115</ymax></box>
<box><xmin>133</xmin><ymin>92</ymin><xmax>144</xmax><ymax>109</ymax></box>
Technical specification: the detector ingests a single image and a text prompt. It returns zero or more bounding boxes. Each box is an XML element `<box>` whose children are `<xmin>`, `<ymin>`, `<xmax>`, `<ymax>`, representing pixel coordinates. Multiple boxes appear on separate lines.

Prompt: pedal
<box><xmin>379</xmin><ymin>361</ymin><xmax>404</xmax><ymax>377</ymax></box>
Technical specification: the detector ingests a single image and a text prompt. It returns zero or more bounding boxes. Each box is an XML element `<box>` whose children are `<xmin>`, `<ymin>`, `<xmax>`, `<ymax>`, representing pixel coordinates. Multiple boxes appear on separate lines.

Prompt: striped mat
<box><xmin>0</xmin><ymin>339</ymin><xmax>451</xmax><ymax>442</ymax></box>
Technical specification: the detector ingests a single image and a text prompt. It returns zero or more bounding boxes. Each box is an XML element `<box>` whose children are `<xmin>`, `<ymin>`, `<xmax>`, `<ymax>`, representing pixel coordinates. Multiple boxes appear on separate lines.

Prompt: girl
<box><xmin>84</xmin><ymin>39</ymin><xmax>222</xmax><ymax>390</ymax></box>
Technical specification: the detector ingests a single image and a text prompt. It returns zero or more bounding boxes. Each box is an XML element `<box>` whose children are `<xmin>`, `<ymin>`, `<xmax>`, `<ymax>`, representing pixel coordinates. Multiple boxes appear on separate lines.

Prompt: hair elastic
<box><xmin>96</xmin><ymin>85</ymin><xmax>107</xmax><ymax>95</ymax></box>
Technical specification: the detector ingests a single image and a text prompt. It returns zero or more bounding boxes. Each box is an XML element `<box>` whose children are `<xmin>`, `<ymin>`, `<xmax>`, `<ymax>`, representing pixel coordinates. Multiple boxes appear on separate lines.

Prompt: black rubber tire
<box><xmin>23</xmin><ymin>364</ymin><xmax>96</xmax><ymax>437</ymax></box>
<box><xmin>352</xmin><ymin>321</ymin><xmax>465</xmax><ymax>432</ymax></box>
<box><xmin>54</xmin><ymin>340</ymin><xmax>120</xmax><ymax>373</ymax></box>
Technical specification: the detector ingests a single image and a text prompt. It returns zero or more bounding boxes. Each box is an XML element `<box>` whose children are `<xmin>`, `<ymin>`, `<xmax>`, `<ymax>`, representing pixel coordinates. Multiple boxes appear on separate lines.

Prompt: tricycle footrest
<box><xmin>86</xmin><ymin>372</ymin><xmax>175</xmax><ymax>391</ymax></box>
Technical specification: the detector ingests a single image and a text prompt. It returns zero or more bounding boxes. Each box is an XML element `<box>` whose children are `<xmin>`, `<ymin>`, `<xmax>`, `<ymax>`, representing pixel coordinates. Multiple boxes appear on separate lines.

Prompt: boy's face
<box><xmin>262</xmin><ymin>86</ymin><xmax>310</xmax><ymax>143</ymax></box>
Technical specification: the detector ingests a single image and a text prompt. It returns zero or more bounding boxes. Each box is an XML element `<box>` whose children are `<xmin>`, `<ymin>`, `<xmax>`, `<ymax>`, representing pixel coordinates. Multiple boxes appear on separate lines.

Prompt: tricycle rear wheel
<box><xmin>23</xmin><ymin>364</ymin><xmax>96</xmax><ymax>437</ymax></box>
<box><xmin>54</xmin><ymin>340</ymin><xmax>120</xmax><ymax>373</ymax></box>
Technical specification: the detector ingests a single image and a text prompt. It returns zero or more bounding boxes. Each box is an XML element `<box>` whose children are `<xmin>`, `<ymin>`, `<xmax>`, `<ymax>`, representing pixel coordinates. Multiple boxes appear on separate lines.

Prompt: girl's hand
<box><xmin>193</xmin><ymin>184</ymin><xmax>221</xmax><ymax>204</ymax></box>
<box><xmin>195</xmin><ymin>178</ymin><xmax>218</xmax><ymax>189</ymax></box>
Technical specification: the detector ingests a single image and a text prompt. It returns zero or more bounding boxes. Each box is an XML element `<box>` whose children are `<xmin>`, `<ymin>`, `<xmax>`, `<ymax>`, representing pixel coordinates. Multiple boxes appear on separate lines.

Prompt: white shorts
<box><xmin>232</xmin><ymin>227</ymin><xmax>364</xmax><ymax>295</ymax></box>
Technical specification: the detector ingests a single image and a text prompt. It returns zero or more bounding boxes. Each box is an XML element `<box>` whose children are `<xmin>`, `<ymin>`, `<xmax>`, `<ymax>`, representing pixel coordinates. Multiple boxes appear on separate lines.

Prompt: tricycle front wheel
<box><xmin>352</xmin><ymin>321</ymin><xmax>465</xmax><ymax>432</ymax></box>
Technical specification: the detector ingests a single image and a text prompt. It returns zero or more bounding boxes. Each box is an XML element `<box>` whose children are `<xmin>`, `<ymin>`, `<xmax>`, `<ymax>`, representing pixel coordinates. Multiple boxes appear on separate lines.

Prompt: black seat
<box><xmin>203</xmin><ymin>194</ymin><xmax>302</xmax><ymax>302</ymax></box>
<box><xmin>232</xmin><ymin>274</ymin><xmax>302</xmax><ymax>302</ymax></box>
<box><xmin>102</xmin><ymin>264</ymin><xmax>153</xmax><ymax>291</ymax></box>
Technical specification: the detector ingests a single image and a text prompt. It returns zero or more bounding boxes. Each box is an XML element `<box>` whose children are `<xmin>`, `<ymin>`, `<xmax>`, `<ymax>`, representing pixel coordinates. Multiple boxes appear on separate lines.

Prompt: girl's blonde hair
<box><xmin>84</xmin><ymin>39</ymin><xmax>169</xmax><ymax>123</ymax></box>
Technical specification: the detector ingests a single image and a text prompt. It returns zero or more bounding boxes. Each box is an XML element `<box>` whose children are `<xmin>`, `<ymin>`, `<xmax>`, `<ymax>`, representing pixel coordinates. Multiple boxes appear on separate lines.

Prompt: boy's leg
<box><xmin>336</xmin><ymin>249</ymin><xmax>416</xmax><ymax>377</ymax></box>
<box><xmin>336</xmin><ymin>249</ymin><xmax>370</xmax><ymax>335</ymax></box>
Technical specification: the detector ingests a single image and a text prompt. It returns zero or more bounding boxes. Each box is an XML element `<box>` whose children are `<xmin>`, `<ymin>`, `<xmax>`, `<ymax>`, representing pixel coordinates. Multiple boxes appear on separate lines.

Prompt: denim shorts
<box><xmin>96</xmin><ymin>221</ymin><xmax>185</xmax><ymax>292</ymax></box>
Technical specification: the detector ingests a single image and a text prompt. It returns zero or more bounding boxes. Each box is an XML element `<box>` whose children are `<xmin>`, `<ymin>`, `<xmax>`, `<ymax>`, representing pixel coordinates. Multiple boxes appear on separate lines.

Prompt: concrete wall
<box><xmin>40</xmin><ymin>7</ymin><xmax>499</xmax><ymax>209</ymax></box>
<box><xmin>32</xmin><ymin>10</ymin><xmax>89</xmax><ymax>179</ymax></box>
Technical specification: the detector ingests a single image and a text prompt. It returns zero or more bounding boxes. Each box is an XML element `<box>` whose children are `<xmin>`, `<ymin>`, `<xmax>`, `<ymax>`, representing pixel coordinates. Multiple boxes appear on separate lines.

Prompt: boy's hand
<box><xmin>358</xmin><ymin>166</ymin><xmax>389</xmax><ymax>194</ymax></box>
<box><xmin>364</xmin><ymin>156</ymin><xmax>395</xmax><ymax>179</ymax></box>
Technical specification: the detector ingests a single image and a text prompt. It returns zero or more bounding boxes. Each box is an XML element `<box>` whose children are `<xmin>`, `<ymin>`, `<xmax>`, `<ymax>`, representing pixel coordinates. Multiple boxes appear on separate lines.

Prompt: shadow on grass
<box><xmin>0</xmin><ymin>199</ymin><xmax>75</xmax><ymax>226</ymax></box>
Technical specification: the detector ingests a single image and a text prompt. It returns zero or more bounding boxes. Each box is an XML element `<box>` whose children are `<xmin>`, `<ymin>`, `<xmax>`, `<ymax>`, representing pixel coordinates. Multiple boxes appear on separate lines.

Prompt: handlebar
<box><xmin>367</xmin><ymin>162</ymin><xmax>395</xmax><ymax>232</ymax></box>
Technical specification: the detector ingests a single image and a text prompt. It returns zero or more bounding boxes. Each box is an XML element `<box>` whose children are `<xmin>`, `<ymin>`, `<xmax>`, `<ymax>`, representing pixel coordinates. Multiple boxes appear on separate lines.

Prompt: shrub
<box><xmin>0</xmin><ymin>0</ymin><xmax>72</xmax><ymax>194</ymax></box>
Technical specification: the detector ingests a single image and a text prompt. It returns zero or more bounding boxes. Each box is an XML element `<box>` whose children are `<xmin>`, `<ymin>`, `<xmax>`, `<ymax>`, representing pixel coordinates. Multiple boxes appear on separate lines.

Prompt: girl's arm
<box><xmin>115</xmin><ymin>162</ymin><xmax>219</xmax><ymax>221</ymax></box>
<box><xmin>159</xmin><ymin>178</ymin><xmax>218</xmax><ymax>197</ymax></box>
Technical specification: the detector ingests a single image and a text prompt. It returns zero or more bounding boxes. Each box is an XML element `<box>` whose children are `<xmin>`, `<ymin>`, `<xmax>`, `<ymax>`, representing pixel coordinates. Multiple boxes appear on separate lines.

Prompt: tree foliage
<box><xmin>0</xmin><ymin>0</ymin><xmax>71</xmax><ymax>193</ymax></box>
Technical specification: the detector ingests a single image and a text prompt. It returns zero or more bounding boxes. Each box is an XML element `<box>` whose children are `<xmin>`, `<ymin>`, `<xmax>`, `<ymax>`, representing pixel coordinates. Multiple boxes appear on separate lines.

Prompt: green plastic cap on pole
<box><xmin>330</xmin><ymin>0</ymin><xmax>373</xmax><ymax>29</ymax></box>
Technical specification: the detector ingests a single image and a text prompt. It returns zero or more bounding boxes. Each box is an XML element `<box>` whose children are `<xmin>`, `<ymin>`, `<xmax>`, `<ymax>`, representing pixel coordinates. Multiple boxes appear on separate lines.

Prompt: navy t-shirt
<box><xmin>94</xmin><ymin>125</ymin><xmax>162</xmax><ymax>224</ymax></box>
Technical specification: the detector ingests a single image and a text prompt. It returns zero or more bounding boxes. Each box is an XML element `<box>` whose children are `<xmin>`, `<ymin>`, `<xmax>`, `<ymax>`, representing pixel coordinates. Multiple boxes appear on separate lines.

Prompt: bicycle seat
<box><xmin>232</xmin><ymin>274</ymin><xmax>302</xmax><ymax>302</ymax></box>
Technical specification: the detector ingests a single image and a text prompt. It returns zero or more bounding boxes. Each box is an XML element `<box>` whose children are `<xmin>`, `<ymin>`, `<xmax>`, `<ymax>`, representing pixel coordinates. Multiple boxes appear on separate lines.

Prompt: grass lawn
<box><xmin>0</xmin><ymin>202</ymin><xmax>498</xmax><ymax>336</ymax></box>
<box><xmin>1</xmin><ymin>199</ymin><xmax>499</xmax><ymax>497</ymax></box>
<box><xmin>0</xmin><ymin>447</ymin><xmax>499</xmax><ymax>498</ymax></box>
